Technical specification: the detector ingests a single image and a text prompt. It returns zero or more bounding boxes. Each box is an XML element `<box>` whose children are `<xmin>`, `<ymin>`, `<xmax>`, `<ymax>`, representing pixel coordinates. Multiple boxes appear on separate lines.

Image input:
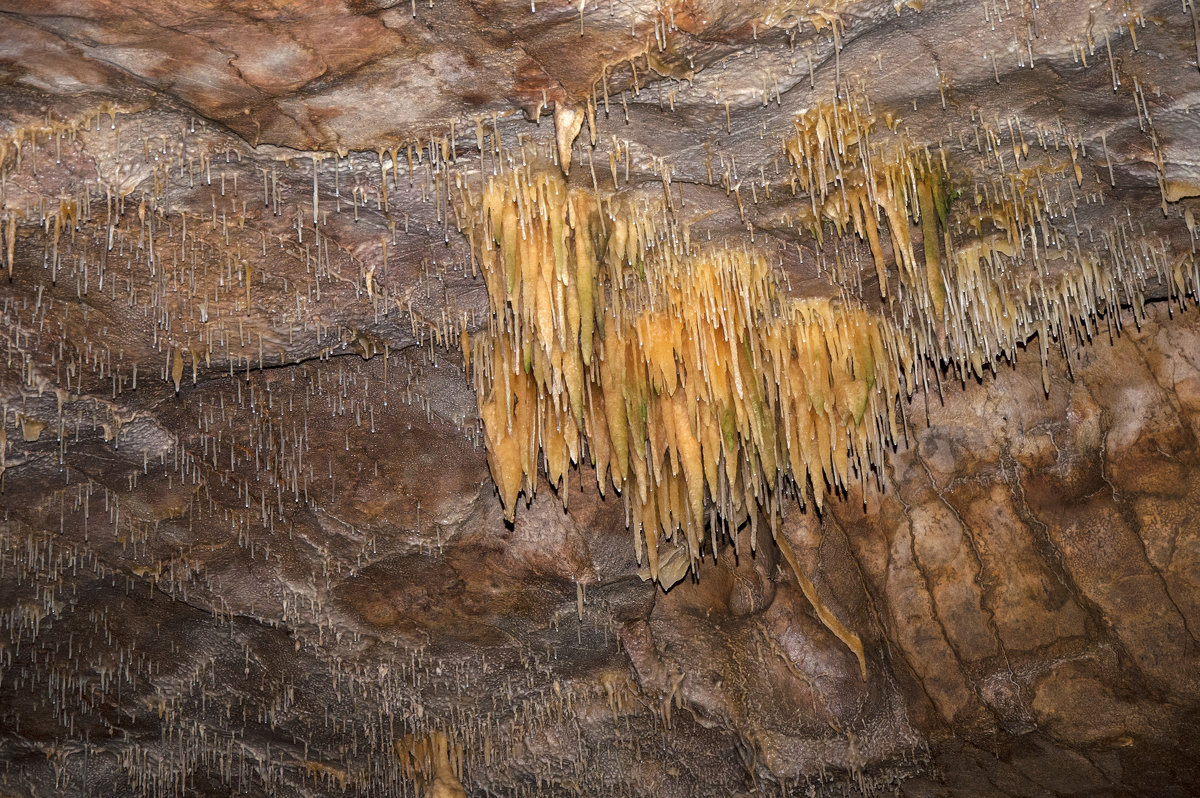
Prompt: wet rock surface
<box><xmin>2</xmin><ymin>0</ymin><xmax>1200</xmax><ymax>795</ymax></box>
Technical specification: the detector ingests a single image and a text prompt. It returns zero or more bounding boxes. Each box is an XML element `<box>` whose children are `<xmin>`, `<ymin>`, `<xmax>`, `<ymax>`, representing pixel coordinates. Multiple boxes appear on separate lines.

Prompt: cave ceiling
<box><xmin>2</xmin><ymin>0</ymin><xmax>1200</xmax><ymax>796</ymax></box>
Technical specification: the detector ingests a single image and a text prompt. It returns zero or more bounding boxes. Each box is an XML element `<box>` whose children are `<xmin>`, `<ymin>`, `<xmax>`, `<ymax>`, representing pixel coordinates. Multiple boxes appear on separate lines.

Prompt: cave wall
<box><xmin>2</xmin><ymin>0</ymin><xmax>1200</xmax><ymax>795</ymax></box>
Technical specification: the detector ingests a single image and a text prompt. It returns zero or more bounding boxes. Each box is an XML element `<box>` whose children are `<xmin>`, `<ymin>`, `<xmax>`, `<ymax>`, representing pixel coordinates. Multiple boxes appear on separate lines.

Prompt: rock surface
<box><xmin>2</xmin><ymin>0</ymin><xmax>1200</xmax><ymax>795</ymax></box>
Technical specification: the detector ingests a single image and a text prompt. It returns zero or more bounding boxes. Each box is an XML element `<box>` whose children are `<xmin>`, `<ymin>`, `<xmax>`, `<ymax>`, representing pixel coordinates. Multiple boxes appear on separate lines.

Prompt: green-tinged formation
<box><xmin>785</xmin><ymin>95</ymin><xmax>1199</xmax><ymax>394</ymax></box>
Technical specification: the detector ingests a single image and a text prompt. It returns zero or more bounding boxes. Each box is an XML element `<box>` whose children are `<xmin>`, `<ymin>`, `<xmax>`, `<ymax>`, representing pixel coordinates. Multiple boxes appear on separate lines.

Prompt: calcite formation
<box><xmin>1</xmin><ymin>0</ymin><xmax>1199</xmax><ymax>796</ymax></box>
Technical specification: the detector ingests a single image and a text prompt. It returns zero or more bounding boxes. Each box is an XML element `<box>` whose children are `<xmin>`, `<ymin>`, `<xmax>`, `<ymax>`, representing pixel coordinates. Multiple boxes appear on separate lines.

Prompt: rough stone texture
<box><xmin>2</xmin><ymin>0</ymin><xmax>1200</xmax><ymax>795</ymax></box>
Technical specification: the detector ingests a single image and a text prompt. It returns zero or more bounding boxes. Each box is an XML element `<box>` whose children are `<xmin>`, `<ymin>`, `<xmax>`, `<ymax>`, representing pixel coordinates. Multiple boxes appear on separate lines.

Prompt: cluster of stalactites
<box><xmin>458</xmin><ymin>162</ymin><xmax>904</xmax><ymax>594</ymax></box>
<box><xmin>784</xmin><ymin>96</ymin><xmax>1200</xmax><ymax>395</ymax></box>
<box><xmin>396</xmin><ymin>732</ymin><xmax>466</xmax><ymax>798</ymax></box>
<box><xmin>784</xmin><ymin>97</ymin><xmax>952</xmax><ymax>318</ymax></box>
